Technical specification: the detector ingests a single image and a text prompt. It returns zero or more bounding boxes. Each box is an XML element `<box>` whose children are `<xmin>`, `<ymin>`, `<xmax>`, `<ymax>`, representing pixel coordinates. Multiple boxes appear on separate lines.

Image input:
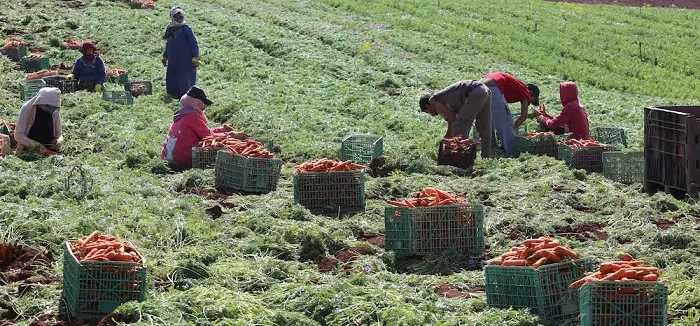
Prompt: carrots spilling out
<box><xmin>25</xmin><ymin>69</ymin><xmax>59</xmax><ymax>80</ymax></box>
<box><xmin>132</xmin><ymin>0</ymin><xmax>156</xmax><ymax>8</ymax></box>
<box><xmin>27</xmin><ymin>53</ymin><xmax>43</xmax><ymax>60</ymax></box>
<box><xmin>524</xmin><ymin>132</ymin><xmax>554</xmax><ymax>139</ymax></box>
<box><xmin>199</xmin><ymin>135</ymin><xmax>273</xmax><ymax>158</ymax></box>
<box><xmin>0</xmin><ymin>120</ymin><xmax>16</xmax><ymax>131</ymax></box>
<box><xmin>106</xmin><ymin>68</ymin><xmax>126</xmax><ymax>76</ymax></box>
<box><xmin>487</xmin><ymin>236</ymin><xmax>580</xmax><ymax>268</ymax></box>
<box><xmin>70</xmin><ymin>231</ymin><xmax>142</xmax><ymax>263</ymax></box>
<box><xmin>442</xmin><ymin>137</ymin><xmax>476</xmax><ymax>154</ymax></box>
<box><xmin>295</xmin><ymin>158</ymin><xmax>366</xmax><ymax>173</ymax></box>
<box><xmin>60</xmin><ymin>37</ymin><xmax>82</xmax><ymax>50</ymax></box>
<box><xmin>3</xmin><ymin>39</ymin><xmax>24</xmax><ymax>50</ymax></box>
<box><xmin>386</xmin><ymin>187</ymin><xmax>467</xmax><ymax>208</ymax></box>
<box><xmin>560</xmin><ymin>139</ymin><xmax>606</xmax><ymax>148</ymax></box>
<box><xmin>570</xmin><ymin>253</ymin><xmax>662</xmax><ymax>288</ymax></box>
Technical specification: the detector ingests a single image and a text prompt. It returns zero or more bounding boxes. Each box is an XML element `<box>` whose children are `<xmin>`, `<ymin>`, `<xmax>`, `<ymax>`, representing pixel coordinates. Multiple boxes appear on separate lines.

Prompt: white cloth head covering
<box><xmin>14</xmin><ymin>87</ymin><xmax>62</xmax><ymax>147</ymax></box>
<box><xmin>32</xmin><ymin>87</ymin><xmax>62</xmax><ymax>108</ymax></box>
<box><xmin>169</xmin><ymin>6</ymin><xmax>186</xmax><ymax>27</ymax></box>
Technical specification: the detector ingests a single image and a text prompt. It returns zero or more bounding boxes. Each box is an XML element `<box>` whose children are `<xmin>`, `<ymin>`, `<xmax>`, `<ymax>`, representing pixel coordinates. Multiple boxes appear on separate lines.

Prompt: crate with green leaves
<box><xmin>61</xmin><ymin>241</ymin><xmax>147</xmax><ymax>320</ymax></box>
<box><xmin>602</xmin><ymin>151</ymin><xmax>644</xmax><ymax>184</ymax></box>
<box><xmin>339</xmin><ymin>134</ymin><xmax>383</xmax><ymax>165</ymax></box>
<box><xmin>591</xmin><ymin>126</ymin><xmax>627</xmax><ymax>148</ymax></box>
<box><xmin>214</xmin><ymin>150</ymin><xmax>283</xmax><ymax>193</ymax></box>
<box><xmin>485</xmin><ymin>258</ymin><xmax>596</xmax><ymax>325</ymax></box>
<box><xmin>21</xmin><ymin>56</ymin><xmax>50</xmax><ymax>73</ymax></box>
<box><xmin>102</xmin><ymin>90</ymin><xmax>134</xmax><ymax>105</ymax></box>
<box><xmin>19</xmin><ymin>79</ymin><xmax>47</xmax><ymax>101</ymax></box>
<box><xmin>293</xmin><ymin>163</ymin><xmax>366</xmax><ymax>213</ymax></box>
<box><xmin>558</xmin><ymin>142</ymin><xmax>615</xmax><ymax>173</ymax></box>
<box><xmin>579</xmin><ymin>281</ymin><xmax>668</xmax><ymax>326</ymax></box>
<box><xmin>385</xmin><ymin>202</ymin><xmax>484</xmax><ymax>256</ymax></box>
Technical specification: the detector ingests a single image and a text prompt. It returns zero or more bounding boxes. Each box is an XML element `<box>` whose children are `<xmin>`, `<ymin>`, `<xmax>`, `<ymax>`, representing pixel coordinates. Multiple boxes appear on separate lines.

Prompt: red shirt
<box><xmin>484</xmin><ymin>72</ymin><xmax>531</xmax><ymax>104</ymax></box>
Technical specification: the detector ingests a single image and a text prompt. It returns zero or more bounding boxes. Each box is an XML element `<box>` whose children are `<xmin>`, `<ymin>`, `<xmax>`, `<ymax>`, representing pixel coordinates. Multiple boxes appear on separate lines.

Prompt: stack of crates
<box><xmin>339</xmin><ymin>134</ymin><xmax>383</xmax><ymax>165</ymax></box>
<box><xmin>644</xmin><ymin>106</ymin><xmax>700</xmax><ymax>196</ymax></box>
<box><xmin>579</xmin><ymin>281</ymin><xmax>668</xmax><ymax>326</ymax></box>
<box><xmin>293</xmin><ymin>168</ymin><xmax>366</xmax><ymax>213</ymax></box>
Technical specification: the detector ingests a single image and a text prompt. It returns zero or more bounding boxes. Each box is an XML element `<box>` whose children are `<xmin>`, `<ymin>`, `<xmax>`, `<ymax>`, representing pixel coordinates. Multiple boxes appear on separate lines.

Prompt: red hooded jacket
<box><xmin>541</xmin><ymin>82</ymin><xmax>590</xmax><ymax>140</ymax></box>
<box><xmin>161</xmin><ymin>105</ymin><xmax>226</xmax><ymax>167</ymax></box>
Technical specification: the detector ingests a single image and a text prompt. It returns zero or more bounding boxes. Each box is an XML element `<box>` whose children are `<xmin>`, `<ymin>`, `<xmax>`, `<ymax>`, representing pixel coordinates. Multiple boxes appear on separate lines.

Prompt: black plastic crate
<box><xmin>124</xmin><ymin>81</ymin><xmax>152</xmax><ymax>97</ymax></box>
<box><xmin>437</xmin><ymin>139</ymin><xmax>477</xmax><ymax>170</ymax></box>
<box><xmin>42</xmin><ymin>76</ymin><xmax>77</xmax><ymax>94</ymax></box>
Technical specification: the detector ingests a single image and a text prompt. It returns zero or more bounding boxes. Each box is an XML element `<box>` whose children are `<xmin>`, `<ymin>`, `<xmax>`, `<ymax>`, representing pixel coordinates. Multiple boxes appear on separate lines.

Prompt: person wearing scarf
<box><xmin>14</xmin><ymin>87</ymin><xmax>64</xmax><ymax>155</ymax></box>
<box><xmin>68</xmin><ymin>41</ymin><xmax>106</xmax><ymax>92</ymax></box>
<box><xmin>162</xmin><ymin>6</ymin><xmax>200</xmax><ymax>100</ymax></box>
<box><xmin>161</xmin><ymin>86</ymin><xmax>245</xmax><ymax>169</ymax></box>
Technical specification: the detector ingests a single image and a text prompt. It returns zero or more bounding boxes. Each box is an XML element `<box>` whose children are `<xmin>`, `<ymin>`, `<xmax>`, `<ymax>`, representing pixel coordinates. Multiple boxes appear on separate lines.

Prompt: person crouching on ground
<box><xmin>68</xmin><ymin>41</ymin><xmax>106</xmax><ymax>92</ymax></box>
<box><xmin>534</xmin><ymin>81</ymin><xmax>590</xmax><ymax>140</ymax></box>
<box><xmin>14</xmin><ymin>87</ymin><xmax>63</xmax><ymax>155</ymax></box>
<box><xmin>161</xmin><ymin>86</ymin><xmax>246</xmax><ymax>170</ymax></box>
<box><xmin>419</xmin><ymin>80</ymin><xmax>493</xmax><ymax>158</ymax></box>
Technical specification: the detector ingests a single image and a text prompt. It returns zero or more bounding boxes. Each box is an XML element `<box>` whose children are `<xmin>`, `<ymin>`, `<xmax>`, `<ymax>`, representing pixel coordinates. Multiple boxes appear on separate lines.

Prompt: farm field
<box><xmin>0</xmin><ymin>0</ymin><xmax>699</xmax><ymax>325</ymax></box>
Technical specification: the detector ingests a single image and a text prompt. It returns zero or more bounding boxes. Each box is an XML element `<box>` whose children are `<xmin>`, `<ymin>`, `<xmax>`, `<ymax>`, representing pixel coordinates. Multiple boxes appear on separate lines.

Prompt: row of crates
<box><xmin>19</xmin><ymin>78</ymin><xmax>149</xmax><ymax>105</ymax></box>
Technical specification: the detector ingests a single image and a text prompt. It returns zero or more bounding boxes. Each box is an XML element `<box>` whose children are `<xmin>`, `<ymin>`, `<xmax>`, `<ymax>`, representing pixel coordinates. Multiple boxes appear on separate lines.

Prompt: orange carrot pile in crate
<box><xmin>385</xmin><ymin>187</ymin><xmax>467</xmax><ymax>208</ymax></box>
<box><xmin>442</xmin><ymin>137</ymin><xmax>476</xmax><ymax>154</ymax></box>
<box><xmin>560</xmin><ymin>139</ymin><xmax>607</xmax><ymax>148</ymax></box>
<box><xmin>70</xmin><ymin>231</ymin><xmax>142</xmax><ymax>263</ymax></box>
<box><xmin>524</xmin><ymin>132</ymin><xmax>554</xmax><ymax>139</ymax></box>
<box><xmin>488</xmin><ymin>236</ymin><xmax>580</xmax><ymax>267</ymax></box>
<box><xmin>3</xmin><ymin>39</ymin><xmax>23</xmax><ymax>51</ymax></box>
<box><xmin>570</xmin><ymin>253</ymin><xmax>663</xmax><ymax>288</ymax></box>
<box><xmin>26</xmin><ymin>69</ymin><xmax>59</xmax><ymax>80</ymax></box>
<box><xmin>294</xmin><ymin>158</ymin><xmax>366</xmax><ymax>173</ymax></box>
<box><xmin>199</xmin><ymin>135</ymin><xmax>272</xmax><ymax>158</ymax></box>
<box><xmin>60</xmin><ymin>37</ymin><xmax>83</xmax><ymax>50</ymax></box>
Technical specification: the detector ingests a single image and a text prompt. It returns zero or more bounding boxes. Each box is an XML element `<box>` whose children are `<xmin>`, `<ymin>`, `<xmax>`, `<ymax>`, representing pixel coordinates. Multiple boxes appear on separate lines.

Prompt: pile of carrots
<box><xmin>524</xmin><ymin>132</ymin><xmax>554</xmax><ymax>139</ymax></box>
<box><xmin>132</xmin><ymin>0</ymin><xmax>156</xmax><ymax>8</ymax></box>
<box><xmin>570</xmin><ymin>253</ymin><xmax>662</xmax><ymax>288</ymax></box>
<box><xmin>442</xmin><ymin>137</ymin><xmax>476</xmax><ymax>154</ymax></box>
<box><xmin>295</xmin><ymin>158</ymin><xmax>366</xmax><ymax>173</ymax></box>
<box><xmin>60</xmin><ymin>37</ymin><xmax>82</xmax><ymax>50</ymax></box>
<box><xmin>2</xmin><ymin>39</ymin><xmax>23</xmax><ymax>51</ymax></box>
<box><xmin>0</xmin><ymin>120</ymin><xmax>16</xmax><ymax>131</ymax></box>
<box><xmin>560</xmin><ymin>139</ymin><xmax>607</xmax><ymax>148</ymax></box>
<box><xmin>488</xmin><ymin>236</ymin><xmax>580</xmax><ymax>267</ymax></box>
<box><xmin>386</xmin><ymin>187</ymin><xmax>467</xmax><ymax>208</ymax></box>
<box><xmin>70</xmin><ymin>231</ymin><xmax>142</xmax><ymax>263</ymax></box>
<box><xmin>26</xmin><ymin>69</ymin><xmax>59</xmax><ymax>80</ymax></box>
<box><xmin>199</xmin><ymin>135</ymin><xmax>273</xmax><ymax>158</ymax></box>
<box><xmin>128</xmin><ymin>83</ymin><xmax>150</xmax><ymax>94</ymax></box>
<box><xmin>107</xmin><ymin>68</ymin><xmax>126</xmax><ymax>76</ymax></box>
<box><xmin>27</xmin><ymin>53</ymin><xmax>43</xmax><ymax>60</ymax></box>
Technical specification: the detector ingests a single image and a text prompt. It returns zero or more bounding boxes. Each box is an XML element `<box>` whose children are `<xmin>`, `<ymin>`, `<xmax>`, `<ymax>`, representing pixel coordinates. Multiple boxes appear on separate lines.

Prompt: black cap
<box><xmin>187</xmin><ymin>86</ymin><xmax>213</xmax><ymax>106</ymax></box>
<box><xmin>527</xmin><ymin>84</ymin><xmax>540</xmax><ymax>106</ymax></box>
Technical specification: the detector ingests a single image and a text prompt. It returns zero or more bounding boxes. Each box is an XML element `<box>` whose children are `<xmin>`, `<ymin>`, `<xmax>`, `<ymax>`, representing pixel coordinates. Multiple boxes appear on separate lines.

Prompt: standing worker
<box><xmin>162</xmin><ymin>5</ymin><xmax>200</xmax><ymax>100</ymax></box>
<box><xmin>14</xmin><ymin>87</ymin><xmax>63</xmax><ymax>155</ymax></box>
<box><xmin>68</xmin><ymin>41</ymin><xmax>106</xmax><ymax>92</ymax></box>
<box><xmin>480</xmin><ymin>72</ymin><xmax>539</xmax><ymax>157</ymax></box>
<box><xmin>419</xmin><ymin>80</ymin><xmax>492</xmax><ymax>158</ymax></box>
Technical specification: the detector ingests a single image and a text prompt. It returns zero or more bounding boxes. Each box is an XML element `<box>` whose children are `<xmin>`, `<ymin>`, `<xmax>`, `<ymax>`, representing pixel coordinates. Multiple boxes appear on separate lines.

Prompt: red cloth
<box><xmin>483</xmin><ymin>72</ymin><xmax>530</xmax><ymax>104</ymax></box>
<box><xmin>80</xmin><ymin>41</ymin><xmax>98</xmax><ymax>61</ymax></box>
<box><xmin>160</xmin><ymin>107</ymin><xmax>226</xmax><ymax>167</ymax></box>
<box><xmin>541</xmin><ymin>82</ymin><xmax>590</xmax><ymax>140</ymax></box>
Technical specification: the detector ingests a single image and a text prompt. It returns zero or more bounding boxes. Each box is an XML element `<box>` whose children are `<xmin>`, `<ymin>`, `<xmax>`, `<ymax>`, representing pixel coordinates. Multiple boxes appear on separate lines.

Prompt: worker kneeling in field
<box><xmin>161</xmin><ymin>86</ymin><xmax>247</xmax><ymax>170</ymax></box>
<box><xmin>419</xmin><ymin>80</ymin><xmax>493</xmax><ymax>158</ymax></box>
<box><xmin>67</xmin><ymin>41</ymin><xmax>106</xmax><ymax>92</ymax></box>
<box><xmin>480</xmin><ymin>72</ymin><xmax>539</xmax><ymax>157</ymax></box>
<box><xmin>14</xmin><ymin>87</ymin><xmax>63</xmax><ymax>155</ymax></box>
<box><xmin>534</xmin><ymin>81</ymin><xmax>590</xmax><ymax>140</ymax></box>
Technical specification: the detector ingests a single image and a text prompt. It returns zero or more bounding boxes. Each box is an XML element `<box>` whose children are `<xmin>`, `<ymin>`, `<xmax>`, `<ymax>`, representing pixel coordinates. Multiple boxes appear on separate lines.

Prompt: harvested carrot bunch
<box><xmin>524</xmin><ymin>132</ymin><xmax>554</xmax><ymax>139</ymax></box>
<box><xmin>106</xmin><ymin>68</ymin><xmax>126</xmax><ymax>76</ymax></box>
<box><xmin>570</xmin><ymin>253</ymin><xmax>662</xmax><ymax>288</ymax></box>
<box><xmin>487</xmin><ymin>236</ymin><xmax>580</xmax><ymax>267</ymax></box>
<box><xmin>132</xmin><ymin>0</ymin><xmax>156</xmax><ymax>8</ymax></box>
<box><xmin>386</xmin><ymin>187</ymin><xmax>467</xmax><ymax>208</ymax></box>
<box><xmin>560</xmin><ymin>139</ymin><xmax>606</xmax><ymax>148</ymax></box>
<box><xmin>442</xmin><ymin>137</ymin><xmax>476</xmax><ymax>154</ymax></box>
<box><xmin>295</xmin><ymin>158</ymin><xmax>366</xmax><ymax>173</ymax></box>
<box><xmin>60</xmin><ymin>37</ymin><xmax>82</xmax><ymax>50</ymax></box>
<box><xmin>70</xmin><ymin>231</ymin><xmax>143</xmax><ymax>263</ymax></box>
<box><xmin>25</xmin><ymin>69</ymin><xmax>59</xmax><ymax>80</ymax></box>
<box><xmin>199</xmin><ymin>135</ymin><xmax>273</xmax><ymax>158</ymax></box>
<box><xmin>27</xmin><ymin>53</ymin><xmax>43</xmax><ymax>60</ymax></box>
<box><xmin>3</xmin><ymin>39</ymin><xmax>24</xmax><ymax>50</ymax></box>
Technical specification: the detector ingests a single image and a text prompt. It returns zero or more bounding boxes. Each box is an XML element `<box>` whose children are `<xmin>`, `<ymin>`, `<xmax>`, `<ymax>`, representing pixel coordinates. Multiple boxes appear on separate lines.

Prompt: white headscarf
<box><xmin>169</xmin><ymin>6</ymin><xmax>186</xmax><ymax>27</ymax></box>
<box><xmin>30</xmin><ymin>87</ymin><xmax>62</xmax><ymax>108</ymax></box>
<box><xmin>15</xmin><ymin>87</ymin><xmax>62</xmax><ymax>146</ymax></box>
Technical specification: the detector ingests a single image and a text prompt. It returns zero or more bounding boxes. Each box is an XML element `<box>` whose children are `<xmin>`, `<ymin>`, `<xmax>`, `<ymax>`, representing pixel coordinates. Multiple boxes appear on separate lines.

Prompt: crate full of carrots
<box><xmin>193</xmin><ymin>134</ymin><xmax>274</xmax><ymax>169</ymax></box>
<box><xmin>437</xmin><ymin>137</ymin><xmax>477</xmax><ymax>170</ymax></box>
<box><xmin>2</xmin><ymin>39</ymin><xmax>26</xmax><ymax>62</ymax></box>
<box><xmin>124</xmin><ymin>81</ymin><xmax>152</xmax><ymax>97</ymax></box>
<box><xmin>572</xmin><ymin>254</ymin><xmax>668</xmax><ymax>326</ymax></box>
<box><xmin>514</xmin><ymin>132</ymin><xmax>559</xmax><ymax>157</ymax></box>
<box><xmin>293</xmin><ymin>158</ymin><xmax>367</xmax><ymax>213</ymax></box>
<box><xmin>107</xmin><ymin>69</ymin><xmax>129</xmax><ymax>85</ymax></box>
<box><xmin>484</xmin><ymin>237</ymin><xmax>595</xmax><ymax>325</ymax></box>
<box><xmin>558</xmin><ymin>139</ymin><xmax>615</xmax><ymax>173</ymax></box>
<box><xmin>21</xmin><ymin>54</ymin><xmax>50</xmax><ymax>73</ymax></box>
<box><xmin>212</xmin><ymin>136</ymin><xmax>281</xmax><ymax>194</ymax></box>
<box><xmin>61</xmin><ymin>232</ymin><xmax>147</xmax><ymax>320</ymax></box>
<box><xmin>384</xmin><ymin>187</ymin><xmax>484</xmax><ymax>256</ymax></box>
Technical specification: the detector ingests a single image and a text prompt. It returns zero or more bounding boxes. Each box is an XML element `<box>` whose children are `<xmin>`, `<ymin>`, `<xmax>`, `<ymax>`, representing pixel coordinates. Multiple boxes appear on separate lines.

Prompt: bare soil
<box><xmin>545</xmin><ymin>0</ymin><xmax>700</xmax><ymax>9</ymax></box>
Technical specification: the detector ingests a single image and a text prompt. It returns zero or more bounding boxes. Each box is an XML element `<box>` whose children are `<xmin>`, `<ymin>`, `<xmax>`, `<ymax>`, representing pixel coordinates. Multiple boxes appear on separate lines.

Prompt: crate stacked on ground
<box><xmin>339</xmin><ymin>134</ymin><xmax>383</xmax><ymax>165</ymax></box>
<box><xmin>62</xmin><ymin>232</ymin><xmax>147</xmax><ymax>320</ymax></box>
<box><xmin>515</xmin><ymin>132</ymin><xmax>560</xmax><ymax>157</ymax></box>
<box><xmin>438</xmin><ymin>137</ymin><xmax>478</xmax><ymax>170</ymax></box>
<box><xmin>21</xmin><ymin>54</ymin><xmax>50</xmax><ymax>73</ymax></box>
<box><xmin>19</xmin><ymin>79</ymin><xmax>47</xmax><ymax>101</ymax></box>
<box><xmin>193</xmin><ymin>136</ymin><xmax>274</xmax><ymax>169</ymax></box>
<box><xmin>485</xmin><ymin>237</ymin><xmax>595</xmax><ymax>325</ymax></box>
<box><xmin>591</xmin><ymin>126</ymin><xmax>627</xmax><ymax>148</ymax></box>
<box><xmin>106</xmin><ymin>69</ymin><xmax>129</xmax><ymax>85</ymax></box>
<box><xmin>211</xmin><ymin>137</ymin><xmax>281</xmax><ymax>193</ymax></box>
<box><xmin>558</xmin><ymin>139</ymin><xmax>614</xmax><ymax>173</ymax></box>
<box><xmin>42</xmin><ymin>76</ymin><xmax>77</xmax><ymax>94</ymax></box>
<box><xmin>293</xmin><ymin>158</ymin><xmax>366</xmax><ymax>213</ymax></box>
<box><xmin>2</xmin><ymin>39</ymin><xmax>26</xmax><ymax>62</ymax></box>
<box><xmin>384</xmin><ymin>188</ymin><xmax>484</xmax><ymax>256</ymax></box>
<box><xmin>102</xmin><ymin>90</ymin><xmax>134</xmax><ymax>105</ymax></box>
<box><xmin>644</xmin><ymin>106</ymin><xmax>700</xmax><ymax>196</ymax></box>
<box><xmin>124</xmin><ymin>81</ymin><xmax>152</xmax><ymax>97</ymax></box>
<box><xmin>571</xmin><ymin>254</ymin><xmax>667</xmax><ymax>326</ymax></box>
<box><xmin>602</xmin><ymin>151</ymin><xmax>644</xmax><ymax>184</ymax></box>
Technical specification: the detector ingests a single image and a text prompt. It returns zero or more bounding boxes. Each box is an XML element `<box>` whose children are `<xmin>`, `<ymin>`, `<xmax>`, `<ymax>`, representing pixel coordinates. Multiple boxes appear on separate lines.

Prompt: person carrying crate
<box><xmin>67</xmin><ymin>42</ymin><xmax>106</xmax><ymax>92</ymax></box>
<box><xmin>533</xmin><ymin>81</ymin><xmax>591</xmax><ymax>140</ymax></box>
<box><xmin>479</xmin><ymin>72</ymin><xmax>540</xmax><ymax>157</ymax></box>
<box><xmin>419</xmin><ymin>80</ymin><xmax>492</xmax><ymax>158</ymax></box>
<box><xmin>162</xmin><ymin>6</ymin><xmax>200</xmax><ymax>100</ymax></box>
<box><xmin>14</xmin><ymin>87</ymin><xmax>63</xmax><ymax>155</ymax></box>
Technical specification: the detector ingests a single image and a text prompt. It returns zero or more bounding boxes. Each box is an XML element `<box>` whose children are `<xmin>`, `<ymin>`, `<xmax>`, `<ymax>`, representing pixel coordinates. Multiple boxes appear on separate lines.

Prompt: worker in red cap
<box><xmin>67</xmin><ymin>41</ymin><xmax>106</xmax><ymax>92</ymax></box>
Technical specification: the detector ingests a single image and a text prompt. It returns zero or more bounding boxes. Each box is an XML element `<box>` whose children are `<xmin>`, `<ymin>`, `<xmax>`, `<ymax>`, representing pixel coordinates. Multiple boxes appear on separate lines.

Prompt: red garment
<box><xmin>80</xmin><ymin>41</ymin><xmax>98</xmax><ymax>62</ymax></box>
<box><xmin>160</xmin><ymin>107</ymin><xmax>226</xmax><ymax>167</ymax></box>
<box><xmin>541</xmin><ymin>82</ymin><xmax>590</xmax><ymax>140</ymax></box>
<box><xmin>483</xmin><ymin>72</ymin><xmax>530</xmax><ymax>104</ymax></box>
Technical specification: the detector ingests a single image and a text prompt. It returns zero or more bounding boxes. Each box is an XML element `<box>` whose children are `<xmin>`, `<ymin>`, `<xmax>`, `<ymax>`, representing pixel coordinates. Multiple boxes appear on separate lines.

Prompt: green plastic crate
<box><xmin>61</xmin><ymin>241</ymin><xmax>147</xmax><ymax>320</ymax></box>
<box><xmin>108</xmin><ymin>71</ymin><xmax>129</xmax><ymax>85</ymax></box>
<box><xmin>558</xmin><ymin>143</ymin><xmax>615</xmax><ymax>173</ymax></box>
<box><xmin>214</xmin><ymin>150</ymin><xmax>282</xmax><ymax>194</ymax></box>
<box><xmin>485</xmin><ymin>258</ymin><xmax>596</xmax><ymax>325</ymax></box>
<box><xmin>21</xmin><ymin>56</ymin><xmax>50</xmax><ymax>73</ymax></box>
<box><xmin>293</xmin><ymin>170</ymin><xmax>365</xmax><ymax>213</ymax></box>
<box><xmin>602</xmin><ymin>151</ymin><xmax>644</xmax><ymax>184</ymax></box>
<box><xmin>19</xmin><ymin>79</ymin><xmax>47</xmax><ymax>101</ymax></box>
<box><xmin>192</xmin><ymin>146</ymin><xmax>225</xmax><ymax>169</ymax></box>
<box><xmin>515</xmin><ymin>134</ymin><xmax>559</xmax><ymax>157</ymax></box>
<box><xmin>339</xmin><ymin>134</ymin><xmax>383</xmax><ymax>165</ymax></box>
<box><xmin>591</xmin><ymin>127</ymin><xmax>627</xmax><ymax>148</ymax></box>
<box><xmin>579</xmin><ymin>281</ymin><xmax>668</xmax><ymax>326</ymax></box>
<box><xmin>384</xmin><ymin>203</ymin><xmax>484</xmax><ymax>256</ymax></box>
<box><xmin>102</xmin><ymin>90</ymin><xmax>134</xmax><ymax>105</ymax></box>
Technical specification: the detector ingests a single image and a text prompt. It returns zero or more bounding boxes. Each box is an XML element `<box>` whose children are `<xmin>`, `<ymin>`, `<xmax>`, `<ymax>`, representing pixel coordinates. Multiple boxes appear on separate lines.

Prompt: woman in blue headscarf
<box><xmin>162</xmin><ymin>6</ymin><xmax>200</xmax><ymax>100</ymax></box>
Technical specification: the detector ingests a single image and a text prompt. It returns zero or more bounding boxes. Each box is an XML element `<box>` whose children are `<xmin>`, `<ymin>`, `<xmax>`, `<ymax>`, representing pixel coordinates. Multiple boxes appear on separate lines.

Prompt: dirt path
<box><xmin>545</xmin><ymin>0</ymin><xmax>700</xmax><ymax>9</ymax></box>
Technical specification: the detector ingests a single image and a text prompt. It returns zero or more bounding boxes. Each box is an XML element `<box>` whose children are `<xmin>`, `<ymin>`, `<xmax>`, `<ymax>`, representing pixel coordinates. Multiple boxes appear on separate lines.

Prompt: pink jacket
<box><xmin>161</xmin><ymin>105</ymin><xmax>226</xmax><ymax>167</ymax></box>
<box><xmin>541</xmin><ymin>82</ymin><xmax>590</xmax><ymax>140</ymax></box>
